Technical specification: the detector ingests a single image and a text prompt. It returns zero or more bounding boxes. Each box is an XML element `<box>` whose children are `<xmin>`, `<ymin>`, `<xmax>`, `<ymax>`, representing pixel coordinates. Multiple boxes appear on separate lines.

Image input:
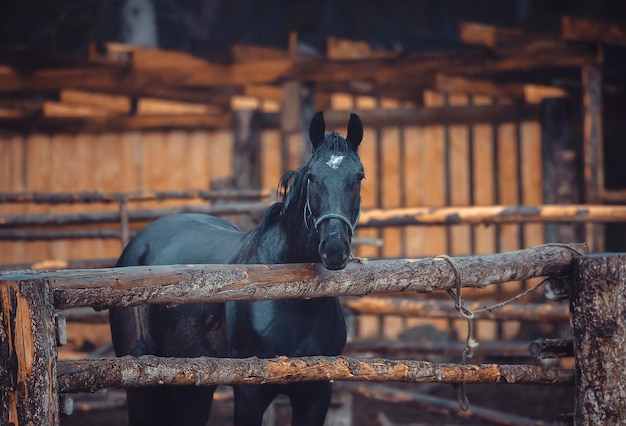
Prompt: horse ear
<box><xmin>346</xmin><ymin>113</ymin><xmax>363</xmax><ymax>150</ymax></box>
<box><xmin>309</xmin><ymin>111</ymin><xmax>325</xmax><ymax>149</ymax></box>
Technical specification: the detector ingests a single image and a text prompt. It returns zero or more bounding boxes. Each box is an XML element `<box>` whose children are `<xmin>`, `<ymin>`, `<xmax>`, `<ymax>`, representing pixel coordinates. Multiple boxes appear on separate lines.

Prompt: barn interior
<box><xmin>1</xmin><ymin>1</ymin><xmax>626</xmax><ymax>425</ymax></box>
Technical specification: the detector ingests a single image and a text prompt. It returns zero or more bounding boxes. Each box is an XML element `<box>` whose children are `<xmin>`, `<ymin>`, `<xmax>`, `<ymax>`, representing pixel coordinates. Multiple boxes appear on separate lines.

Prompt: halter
<box><xmin>303</xmin><ymin>180</ymin><xmax>360</xmax><ymax>236</ymax></box>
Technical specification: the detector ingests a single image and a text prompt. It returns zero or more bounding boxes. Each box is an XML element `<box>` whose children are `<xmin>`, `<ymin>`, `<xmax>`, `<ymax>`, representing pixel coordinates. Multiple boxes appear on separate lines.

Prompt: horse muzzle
<box><xmin>318</xmin><ymin>219</ymin><xmax>352</xmax><ymax>270</ymax></box>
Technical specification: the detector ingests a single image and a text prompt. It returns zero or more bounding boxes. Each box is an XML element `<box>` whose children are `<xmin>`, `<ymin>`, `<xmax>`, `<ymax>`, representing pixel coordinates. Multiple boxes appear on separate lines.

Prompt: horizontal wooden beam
<box><xmin>0</xmin><ymin>111</ymin><xmax>231</xmax><ymax>133</ymax></box>
<box><xmin>358</xmin><ymin>204</ymin><xmax>626</xmax><ymax>227</ymax></box>
<box><xmin>56</xmin><ymin>355</ymin><xmax>574</xmax><ymax>393</ymax></box>
<box><xmin>0</xmin><ymin>201</ymin><xmax>268</xmax><ymax>228</ymax></box>
<box><xmin>0</xmin><ymin>243</ymin><xmax>585</xmax><ymax>310</ymax></box>
<box><xmin>261</xmin><ymin>104</ymin><xmax>540</xmax><ymax>129</ymax></box>
<box><xmin>0</xmin><ymin>189</ymin><xmax>270</xmax><ymax>204</ymax></box>
<box><xmin>436</xmin><ymin>74</ymin><xmax>568</xmax><ymax>103</ymax></box>
<box><xmin>562</xmin><ymin>16</ymin><xmax>626</xmax><ymax>46</ymax></box>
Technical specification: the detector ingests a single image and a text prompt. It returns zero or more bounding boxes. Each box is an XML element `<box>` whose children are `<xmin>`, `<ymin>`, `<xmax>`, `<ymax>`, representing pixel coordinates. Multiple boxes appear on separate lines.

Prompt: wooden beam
<box><xmin>459</xmin><ymin>22</ymin><xmax>529</xmax><ymax>49</ymax></box>
<box><xmin>259</xmin><ymin>104</ymin><xmax>540</xmax><ymax>129</ymax></box>
<box><xmin>0</xmin><ymin>112</ymin><xmax>232</xmax><ymax>133</ymax></box>
<box><xmin>59</xmin><ymin>89</ymin><xmax>131</xmax><ymax>114</ymax></box>
<box><xmin>42</xmin><ymin>101</ymin><xmax>113</xmax><ymax>117</ymax></box>
<box><xmin>231</xmin><ymin>44</ymin><xmax>290</xmax><ymax>63</ymax></box>
<box><xmin>562</xmin><ymin>16</ymin><xmax>626</xmax><ymax>46</ymax></box>
<box><xmin>326</xmin><ymin>37</ymin><xmax>395</xmax><ymax>60</ymax></box>
<box><xmin>57</xmin><ymin>355</ymin><xmax>574</xmax><ymax>393</ymax></box>
<box><xmin>358</xmin><ymin>204</ymin><xmax>626</xmax><ymax>227</ymax></box>
<box><xmin>8</xmin><ymin>243</ymin><xmax>585</xmax><ymax>310</ymax></box>
<box><xmin>582</xmin><ymin>63</ymin><xmax>605</xmax><ymax>251</ymax></box>
<box><xmin>136</xmin><ymin>98</ymin><xmax>222</xmax><ymax>115</ymax></box>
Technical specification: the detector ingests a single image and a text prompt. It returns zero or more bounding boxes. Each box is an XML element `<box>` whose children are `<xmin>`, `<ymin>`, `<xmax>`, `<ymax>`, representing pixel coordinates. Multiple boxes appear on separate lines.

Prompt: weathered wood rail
<box><xmin>2</xmin><ymin>244</ymin><xmax>626</xmax><ymax>425</ymax></box>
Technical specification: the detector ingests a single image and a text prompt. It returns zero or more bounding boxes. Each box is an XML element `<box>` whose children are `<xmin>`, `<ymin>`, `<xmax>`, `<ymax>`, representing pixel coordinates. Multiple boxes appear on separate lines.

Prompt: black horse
<box><xmin>109</xmin><ymin>111</ymin><xmax>364</xmax><ymax>426</ymax></box>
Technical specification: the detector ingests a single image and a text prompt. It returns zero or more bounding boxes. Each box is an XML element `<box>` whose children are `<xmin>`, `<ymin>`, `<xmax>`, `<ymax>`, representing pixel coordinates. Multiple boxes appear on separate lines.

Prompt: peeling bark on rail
<box><xmin>57</xmin><ymin>355</ymin><xmax>574</xmax><ymax>393</ymax></box>
<box><xmin>28</xmin><ymin>243</ymin><xmax>585</xmax><ymax>310</ymax></box>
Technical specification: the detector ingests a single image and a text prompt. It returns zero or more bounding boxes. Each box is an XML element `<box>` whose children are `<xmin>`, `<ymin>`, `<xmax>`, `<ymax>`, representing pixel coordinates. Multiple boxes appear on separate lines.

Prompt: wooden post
<box><xmin>571</xmin><ymin>254</ymin><xmax>626</xmax><ymax>424</ymax></box>
<box><xmin>541</xmin><ymin>97</ymin><xmax>584</xmax><ymax>243</ymax></box>
<box><xmin>582</xmin><ymin>63</ymin><xmax>605</xmax><ymax>251</ymax></box>
<box><xmin>0</xmin><ymin>276</ymin><xmax>59</xmax><ymax>425</ymax></box>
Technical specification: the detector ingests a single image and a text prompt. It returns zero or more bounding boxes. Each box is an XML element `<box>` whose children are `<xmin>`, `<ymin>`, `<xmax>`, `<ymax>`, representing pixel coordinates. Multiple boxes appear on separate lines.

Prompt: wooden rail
<box><xmin>8</xmin><ymin>244</ymin><xmax>625</xmax><ymax>426</ymax></box>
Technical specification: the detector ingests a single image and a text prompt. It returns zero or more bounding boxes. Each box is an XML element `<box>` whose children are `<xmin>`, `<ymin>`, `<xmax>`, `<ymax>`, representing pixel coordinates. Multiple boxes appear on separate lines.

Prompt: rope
<box><xmin>434</xmin><ymin>243</ymin><xmax>583</xmax><ymax>412</ymax></box>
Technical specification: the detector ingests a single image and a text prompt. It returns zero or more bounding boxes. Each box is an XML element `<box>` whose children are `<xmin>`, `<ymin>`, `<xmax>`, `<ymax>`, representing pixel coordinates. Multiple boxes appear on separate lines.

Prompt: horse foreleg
<box><xmin>233</xmin><ymin>384</ymin><xmax>279</xmax><ymax>426</ymax></box>
<box><xmin>288</xmin><ymin>381</ymin><xmax>333</xmax><ymax>426</ymax></box>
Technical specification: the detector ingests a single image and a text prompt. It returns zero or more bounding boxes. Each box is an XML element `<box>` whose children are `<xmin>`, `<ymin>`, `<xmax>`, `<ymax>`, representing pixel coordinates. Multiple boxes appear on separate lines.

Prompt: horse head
<box><xmin>305</xmin><ymin>111</ymin><xmax>364</xmax><ymax>270</ymax></box>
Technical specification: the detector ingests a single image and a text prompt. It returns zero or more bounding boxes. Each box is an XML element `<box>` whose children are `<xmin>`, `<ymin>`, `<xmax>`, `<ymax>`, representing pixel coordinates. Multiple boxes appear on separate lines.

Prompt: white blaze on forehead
<box><xmin>326</xmin><ymin>155</ymin><xmax>344</xmax><ymax>169</ymax></box>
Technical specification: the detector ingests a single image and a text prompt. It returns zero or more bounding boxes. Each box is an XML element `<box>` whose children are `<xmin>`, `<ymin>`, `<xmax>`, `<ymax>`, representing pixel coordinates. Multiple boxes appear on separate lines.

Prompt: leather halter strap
<box><xmin>304</xmin><ymin>180</ymin><xmax>359</xmax><ymax>235</ymax></box>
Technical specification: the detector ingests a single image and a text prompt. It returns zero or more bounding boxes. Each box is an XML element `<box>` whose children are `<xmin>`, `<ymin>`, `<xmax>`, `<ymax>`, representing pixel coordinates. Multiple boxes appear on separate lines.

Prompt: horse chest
<box><xmin>226</xmin><ymin>298</ymin><xmax>346</xmax><ymax>357</ymax></box>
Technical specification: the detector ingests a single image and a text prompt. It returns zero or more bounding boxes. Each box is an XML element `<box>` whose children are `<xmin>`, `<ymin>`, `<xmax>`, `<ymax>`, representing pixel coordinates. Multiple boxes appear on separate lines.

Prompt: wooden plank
<box><xmin>582</xmin><ymin>64</ymin><xmax>605</xmax><ymax>252</ymax></box>
<box><xmin>137</xmin><ymin>98</ymin><xmax>221</xmax><ymax>115</ymax></box>
<box><xmin>231</xmin><ymin>44</ymin><xmax>290</xmax><ymax>63</ymax></box>
<box><xmin>208</xmin><ymin>130</ymin><xmax>234</xmax><ymax>187</ymax></box>
<box><xmin>380</xmin><ymin>124</ymin><xmax>402</xmax><ymax>258</ymax></box>
<box><xmin>260</xmin><ymin>130</ymin><xmax>282</xmax><ymax>192</ymax></box>
<box><xmin>59</xmin><ymin>89</ymin><xmax>131</xmax><ymax>114</ymax></box>
<box><xmin>43</xmin><ymin>101</ymin><xmax>113</xmax><ymax>117</ymax></box>
<box><xmin>402</xmin><ymin>125</ymin><xmax>423</xmax><ymax>257</ymax></box>
<box><xmin>497</xmin><ymin>122</ymin><xmax>520</xmax><ymax>253</ymax></box>
<box><xmin>327</xmin><ymin>37</ymin><xmax>394</xmax><ymax>60</ymax></box>
<box><xmin>23</xmin><ymin>134</ymin><xmax>52</xmax><ymax>262</ymax></box>
<box><xmin>0</xmin><ymin>112</ymin><xmax>232</xmax><ymax>133</ymax></box>
<box><xmin>187</xmin><ymin>130</ymin><xmax>212</xmax><ymax>193</ymax></box>
<box><xmin>421</xmin><ymin>91</ymin><xmax>446</xmax><ymax>257</ymax></box>
<box><xmin>0</xmin><ymin>134</ymin><xmax>25</xmax><ymax>264</ymax></box>
<box><xmin>520</xmin><ymin>121</ymin><xmax>544</xmax><ymax>248</ymax></box>
<box><xmin>140</xmin><ymin>131</ymin><xmax>168</xmax><ymax>211</ymax></box>
<box><xmin>48</xmin><ymin>133</ymin><xmax>78</xmax><ymax>261</ymax></box>
<box><xmin>436</xmin><ymin>73</ymin><xmax>521</xmax><ymax>100</ymax></box>
<box><xmin>92</xmin><ymin>133</ymin><xmax>126</xmax><ymax>258</ymax></box>
<box><xmin>448</xmin><ymin>94</ymin><xmax>471</xmax><ymax>256</ymax></box>
<box><xmin>562</xmin><ymin>16</ymin><xmax>626</xmax><ymax>46</ymax></box>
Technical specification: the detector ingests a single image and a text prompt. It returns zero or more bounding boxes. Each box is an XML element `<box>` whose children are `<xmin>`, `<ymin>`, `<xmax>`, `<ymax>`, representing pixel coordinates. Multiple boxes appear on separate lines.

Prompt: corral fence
<box><xmin>2</xmin><ymin>242</ymin><xmax>625</xmax><ymax>425</ymax></box>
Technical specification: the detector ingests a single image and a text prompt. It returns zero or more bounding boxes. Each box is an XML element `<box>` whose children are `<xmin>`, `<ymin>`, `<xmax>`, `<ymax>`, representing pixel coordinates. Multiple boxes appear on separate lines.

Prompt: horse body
<box><xmin>110</xmin><ymin>111</ymin><xmax>364</xmax><ymax>426</ymax></box>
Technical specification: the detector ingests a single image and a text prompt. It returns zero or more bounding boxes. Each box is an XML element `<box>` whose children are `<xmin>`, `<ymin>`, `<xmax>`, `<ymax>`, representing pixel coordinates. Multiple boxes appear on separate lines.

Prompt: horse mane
<box><xmin>238</xmin><ymin>167</ymin><xmax>307</xmax><ymax>262</ymax></box>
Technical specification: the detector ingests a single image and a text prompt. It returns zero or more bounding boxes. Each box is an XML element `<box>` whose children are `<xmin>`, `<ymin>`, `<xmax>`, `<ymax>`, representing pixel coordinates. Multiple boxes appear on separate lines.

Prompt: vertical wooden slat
<box><xmin>582</xmin><ymin>63</ymin><xmax>605</xmax><ymax>252</ymax></box>
<box><xmin>209</xmin><ymin>130</ymin><xmax>234</xmax><ymax>186</ymax></box>
<box><xmin>187</xmin><ymin>130</ymin><xmax>212</xmax><ymax>192</ymax></box>
<box><xmin>380</xmin><ymin>125</ymin><xmax>402</xmax><ymax>258</ymax></box>
<box><xmin>421</xmin><ymin>91</ymin><xmax>447</xmax><ymax>257</ymax></box>
<box><xmin>23</xmin><ymin>134</ymin><xmax>52</xmax><ymax>262</ymax></box>
<box><xmin>48</xmin><ymin>134</ymin><xmax>78</xmax><ymax>261</ymax></box>
<box><xmin>471</xmin><ymin>96</ymin><xmax>498</xmax><ymax>340</ymax></box>
<box><xmin>93</xmin><ymin>133</ymin><xmax>124</xmax><ymax>258</ymax></box>
<box><xmin>0</xmin><ymin>135</ymin><xmax>26</xmax><ymax>263</ymax></box>
<box><xmin>260</xmin><ymin>130</ymin><xmax>282</xmax><ymax>192</ymax></box>
<box><xmin>403</xmin><ymin>125</ymin><xmax>424</xmax><ymax>257</ymax></box>
<box><xmin>521</xmin><ymin>121</ymin><xmax>544</xmax><ymax>248</ymax></box>
<box><xmin>448</xmin><ymin>94</ymin><xmax>472</xmax><ymax>256</ymax></box>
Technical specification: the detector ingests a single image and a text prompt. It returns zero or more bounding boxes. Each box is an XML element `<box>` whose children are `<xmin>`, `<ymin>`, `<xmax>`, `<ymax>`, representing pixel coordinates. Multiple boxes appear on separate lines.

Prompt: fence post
<box><xmin>571</xmin><ymin>254</ymin><xmax>626</xmax><ymax>424</ymax></box>
<box><xmin>0</xmin><ymin>275</ymin><xmax>59</xmax><ymax>425</ymax></box>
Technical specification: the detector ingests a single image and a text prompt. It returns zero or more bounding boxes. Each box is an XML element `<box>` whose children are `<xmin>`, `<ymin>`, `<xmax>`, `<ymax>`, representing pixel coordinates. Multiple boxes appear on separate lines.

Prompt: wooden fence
<box><xmin>2</xmin><ymin>242</ymin><xmax>625</xmax><ymax>425</ymax></box>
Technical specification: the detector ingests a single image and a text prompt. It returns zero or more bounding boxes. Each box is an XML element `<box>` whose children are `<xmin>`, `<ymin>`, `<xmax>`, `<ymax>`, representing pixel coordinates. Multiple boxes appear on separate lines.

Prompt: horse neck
<box><xmin>281</xmin><ymin>198</ymin><xmax>320</xmax><ymax>264</ymax></box>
